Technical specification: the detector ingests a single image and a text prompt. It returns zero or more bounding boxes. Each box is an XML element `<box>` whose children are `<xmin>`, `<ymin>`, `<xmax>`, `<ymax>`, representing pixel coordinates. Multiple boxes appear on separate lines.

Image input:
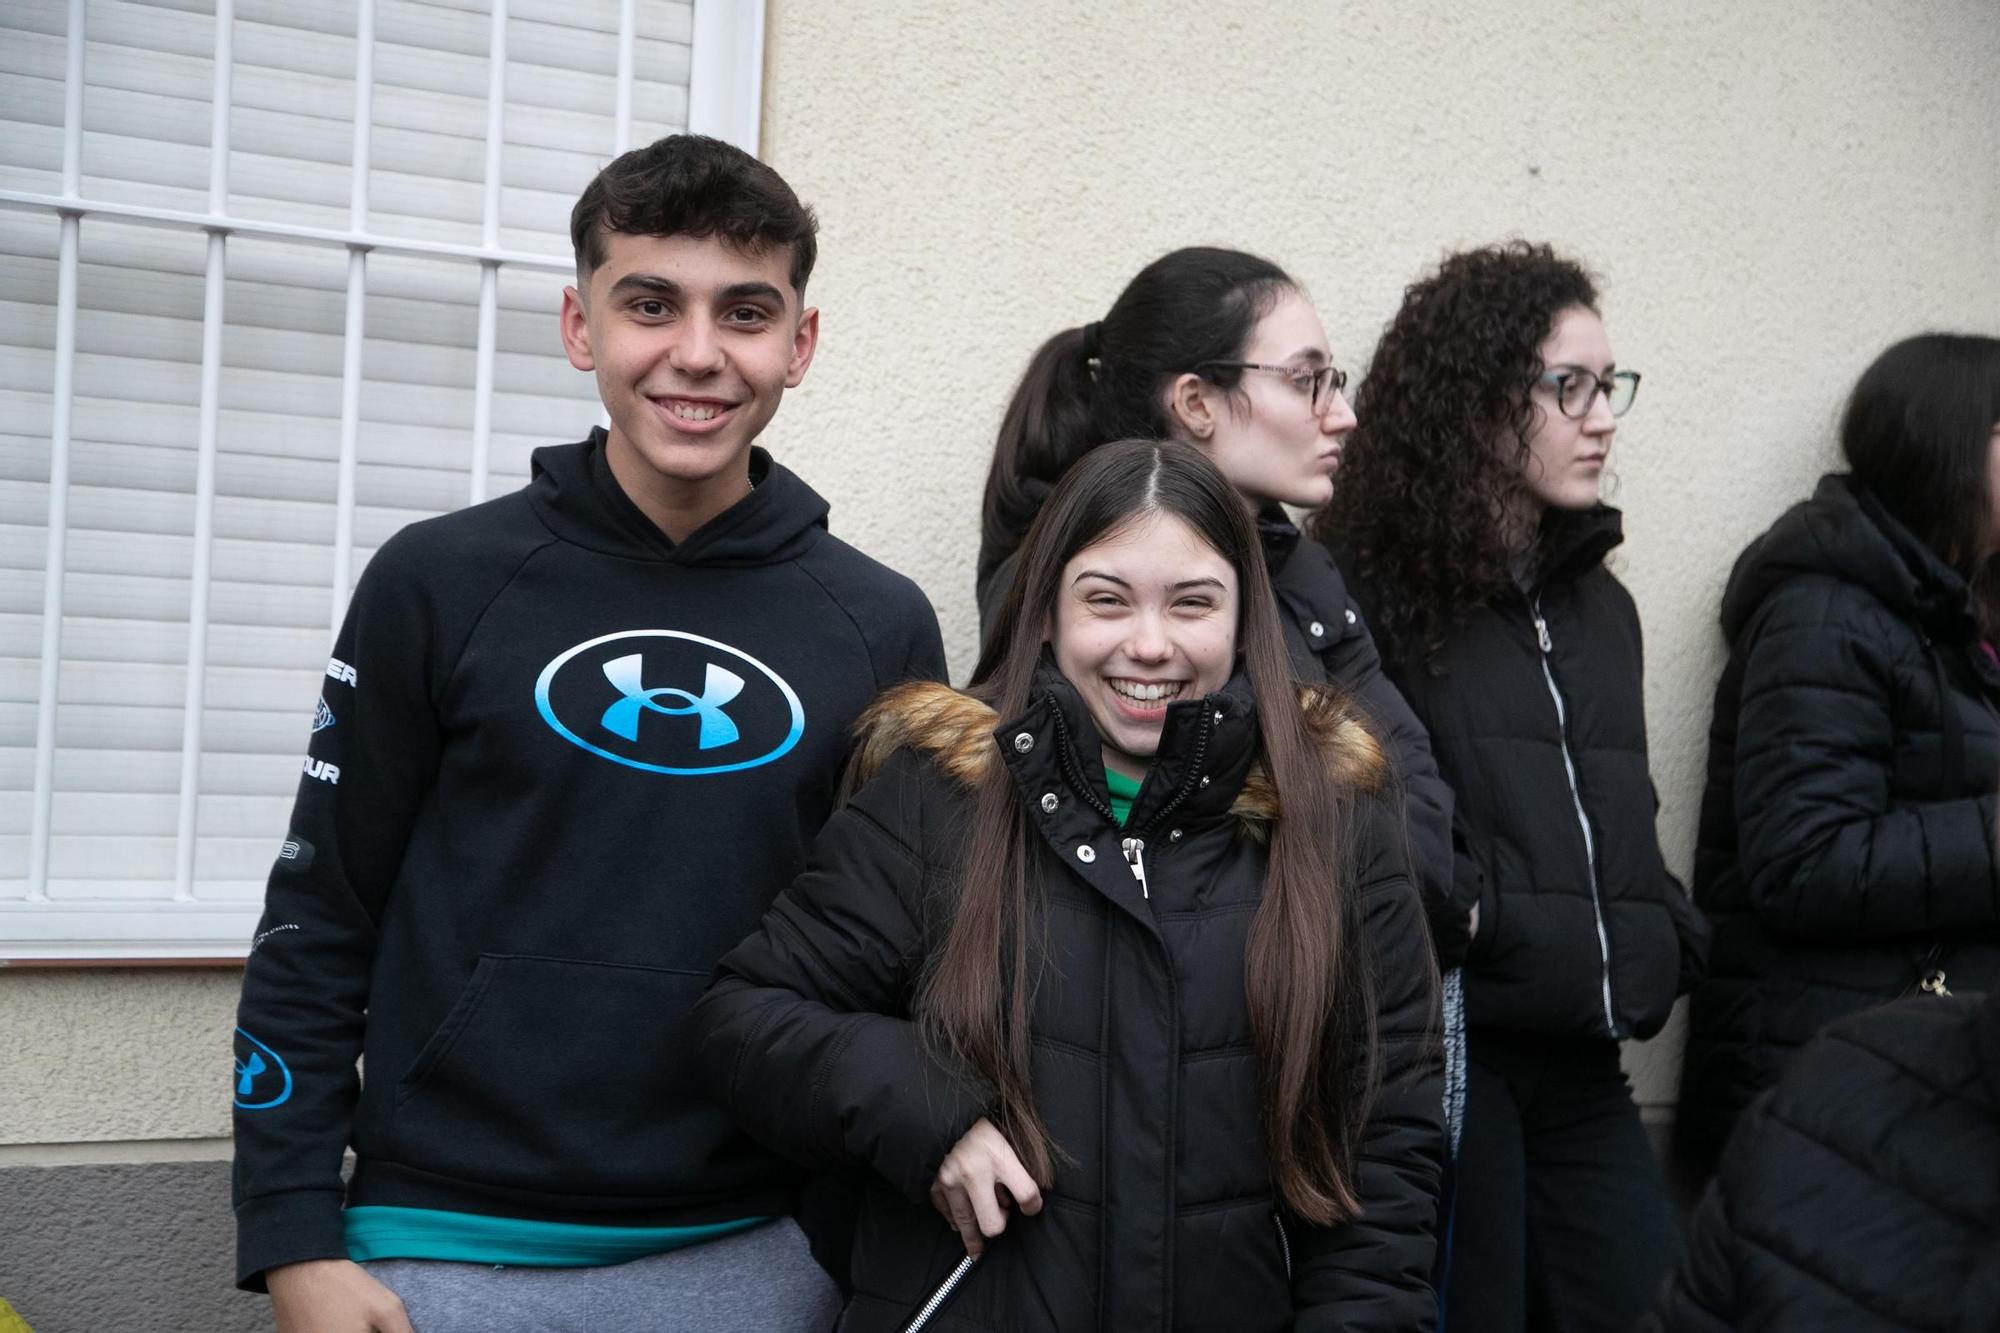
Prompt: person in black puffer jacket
<box><xmin>1314</xmin><ymin>242</ymin><xmax>1710</xmax><ymax>1332</ymax></box>
<box><xmin>975</xmin><ymin>247</ymin><xmax>1465</xmax><ymax>961</ymax></box>
<box><xmin>1676</xmin><ymin>333</ymin><xmax>2000</xmax><ymax>1174</ymax></box>
<box><xmin>698</xmin><ymin>442</ymin><xmax>1444</xmax><ymax>1332</ymax></box>
<box><xmin>1643</xmin><ymin>989</ymin><xmax>2000</xmax><ymax>1332</ymax></box>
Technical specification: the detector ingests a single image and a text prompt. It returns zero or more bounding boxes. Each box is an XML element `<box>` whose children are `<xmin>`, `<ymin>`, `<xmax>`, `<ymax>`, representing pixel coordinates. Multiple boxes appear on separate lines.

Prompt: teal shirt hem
<box><xmin>344</xmin><ymin>1206</ymin><xmax>768</xmax><ymax>1267</ymax></box>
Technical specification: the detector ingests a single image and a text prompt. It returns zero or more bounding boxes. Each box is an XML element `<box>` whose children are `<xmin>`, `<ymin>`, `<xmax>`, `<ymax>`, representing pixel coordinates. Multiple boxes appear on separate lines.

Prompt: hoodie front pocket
<box><xmin>391</xmin><ymin>954</ymin><xmax>724</xmax><ymax>1198</ymax></box>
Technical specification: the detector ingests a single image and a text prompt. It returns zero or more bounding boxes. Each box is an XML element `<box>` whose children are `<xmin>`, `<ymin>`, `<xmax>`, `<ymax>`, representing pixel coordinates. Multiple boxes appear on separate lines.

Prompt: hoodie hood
<box><xmin>526</xmin><ymin>428</ymin><xmax>830</xmax><ymax>567</ymax></box>
<box><xmin>1720</xmin><ymin>473</ymin><xmax>1979</xmax><ymax>646</ymax></box>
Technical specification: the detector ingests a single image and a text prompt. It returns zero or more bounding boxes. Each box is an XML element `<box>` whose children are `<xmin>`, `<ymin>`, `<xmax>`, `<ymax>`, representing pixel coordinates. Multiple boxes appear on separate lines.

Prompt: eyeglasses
<box><xmin>1535</xmin><ymin>368</ymin><xmax>1642</xmax><ymax>419</ymax></box>
<box><xmin>1196</xmin><ymin>361</ymin><xmax>1349</xmax><ymax>413</ymax></box>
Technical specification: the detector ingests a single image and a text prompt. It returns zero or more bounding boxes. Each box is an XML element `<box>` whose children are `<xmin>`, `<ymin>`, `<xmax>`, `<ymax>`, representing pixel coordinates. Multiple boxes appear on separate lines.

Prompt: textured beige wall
<box><xmin>0</xmin><ymin>969</ymin><xmax>235</xmax><ymax>1147</ymax></box>
<box><xmin>7</xmin><ymin>0</ymin><xmax>1998</xmax><ymax>1148</ymax></box>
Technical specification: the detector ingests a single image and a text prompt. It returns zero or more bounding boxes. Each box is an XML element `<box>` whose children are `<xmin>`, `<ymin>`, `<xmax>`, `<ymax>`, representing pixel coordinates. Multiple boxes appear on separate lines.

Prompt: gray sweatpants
<box><xmin>365</xmin><ymin>1218</ymin><xmax>842</xmax><ymax>1333</ymax></box>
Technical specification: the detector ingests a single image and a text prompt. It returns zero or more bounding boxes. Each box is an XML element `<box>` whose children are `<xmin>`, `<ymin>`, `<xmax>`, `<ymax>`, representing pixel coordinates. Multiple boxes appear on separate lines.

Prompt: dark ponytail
<box><xmin>980</xmin><ymin>325</ymin><xmax>1098</xmax><ymax>589</ymax></box>
<box><xmin>978</xmin><ymin>248</ymin><xmax>1296</xmax><ymax>591</ymax></box>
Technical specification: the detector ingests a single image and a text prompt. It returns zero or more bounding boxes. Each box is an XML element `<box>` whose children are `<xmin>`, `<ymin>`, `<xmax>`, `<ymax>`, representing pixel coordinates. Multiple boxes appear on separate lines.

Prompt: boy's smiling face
<box><xmin>561</xmin><ymin>229</ymin><xmax>818</xmax><ymax>512</ymax></box>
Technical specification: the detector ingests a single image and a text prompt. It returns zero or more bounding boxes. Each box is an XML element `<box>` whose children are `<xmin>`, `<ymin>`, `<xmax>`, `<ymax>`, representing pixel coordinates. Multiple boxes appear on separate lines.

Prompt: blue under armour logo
<box><xmin>535</xmin><ymin>629</ymin><xmax>805</xmax><ymax>777</ymax></box>
<box><xmin>233</xmin><ymin>1028</ymin><xmax>293</xmax><ymax>1111</ymax></box>
<box><xmin>598</xmin><ymin>655</ymin><xmax>745</xmax><ymax>750</ymax></box>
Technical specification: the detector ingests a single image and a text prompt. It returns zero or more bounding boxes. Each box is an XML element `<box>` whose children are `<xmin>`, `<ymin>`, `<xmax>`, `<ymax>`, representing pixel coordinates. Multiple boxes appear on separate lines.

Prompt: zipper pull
<box><xmin>1120</xmin><ymin>837</ymin><xmax>1149</xmax><ymax>900</ymax></box>
<box><xmin>1531</xmin><ymin>600</ymin><xmax>1553</xmax><ymax>653</ymax></box>
<box><xmin>1921</xmin><ymin>969</ymin><xmax>1951</xmax><ymax>996</ymax></box>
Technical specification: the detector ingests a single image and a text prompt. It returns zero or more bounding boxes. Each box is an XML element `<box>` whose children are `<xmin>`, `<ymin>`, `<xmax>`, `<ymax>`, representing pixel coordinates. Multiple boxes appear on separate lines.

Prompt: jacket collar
<box><xmin>1004</xmin><ymin>654</ymin><xmax>1263</xmax><ymax>836</ymax></box>
<box><xmin>1257</xmin><ymin>507</ymin><xmax>1303</xmax><ymax>576</ymax></box>
<box><xmin>1531</xmin><ymin>503</ymin><xmax>1625</xmax><ymax>592</ymax></box>
<box><xmin>1721</xmin><ymin>473</ymin><xmax>1984</xmax><ymax>649</ymax></box>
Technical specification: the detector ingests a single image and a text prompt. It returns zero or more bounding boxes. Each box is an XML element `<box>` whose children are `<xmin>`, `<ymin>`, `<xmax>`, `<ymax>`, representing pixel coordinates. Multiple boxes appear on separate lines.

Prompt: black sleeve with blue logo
<box><xmin>231</xmin><ymin>538</ymin><xmax>444</xmax><ymax>1289</ymax></box>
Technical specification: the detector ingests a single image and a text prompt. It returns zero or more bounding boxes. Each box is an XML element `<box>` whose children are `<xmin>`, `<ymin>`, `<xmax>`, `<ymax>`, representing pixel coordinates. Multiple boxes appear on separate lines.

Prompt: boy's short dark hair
<box><xmin>570</xmin><ymin>134</ymin><xmax>819</xmax><ymax>297</ymax></box>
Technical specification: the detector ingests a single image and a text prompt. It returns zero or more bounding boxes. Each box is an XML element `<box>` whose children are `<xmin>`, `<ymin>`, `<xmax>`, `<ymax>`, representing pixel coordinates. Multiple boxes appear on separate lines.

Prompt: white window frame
<box><xmin>1</xmin><ymin>0</ymin><xmax>766</xmax><ymax>961</ymax></box>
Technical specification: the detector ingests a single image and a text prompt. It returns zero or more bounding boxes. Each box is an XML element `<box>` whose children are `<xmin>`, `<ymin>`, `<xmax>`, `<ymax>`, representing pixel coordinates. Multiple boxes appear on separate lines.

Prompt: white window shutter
<box><xmin>0</xmin><ymin>0</ymin><xmax>756</xmax><ymax>958</ymax></box>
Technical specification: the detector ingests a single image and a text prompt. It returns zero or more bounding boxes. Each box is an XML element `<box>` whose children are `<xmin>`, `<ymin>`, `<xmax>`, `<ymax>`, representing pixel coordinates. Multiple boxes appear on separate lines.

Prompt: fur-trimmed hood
<box><xmin>848</xmin><ymin>676</ymin><xmax>1385</xmax><ymax>830</ymax></box>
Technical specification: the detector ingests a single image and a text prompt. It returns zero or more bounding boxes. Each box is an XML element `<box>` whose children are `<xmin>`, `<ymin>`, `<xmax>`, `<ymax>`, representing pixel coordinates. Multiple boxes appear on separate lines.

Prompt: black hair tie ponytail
<box><xmin>1080</xmin><ymin>320</ymin><xmax>1103</xmax><ymax>362</ymax></box>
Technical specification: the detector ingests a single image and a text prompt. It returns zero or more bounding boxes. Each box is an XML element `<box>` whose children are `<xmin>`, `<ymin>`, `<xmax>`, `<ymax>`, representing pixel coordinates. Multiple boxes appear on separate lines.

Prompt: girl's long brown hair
<box><xmin>923</xmin><ymin>439</ymin><xmax>1381</xmax><ymax>1225</ymax></box>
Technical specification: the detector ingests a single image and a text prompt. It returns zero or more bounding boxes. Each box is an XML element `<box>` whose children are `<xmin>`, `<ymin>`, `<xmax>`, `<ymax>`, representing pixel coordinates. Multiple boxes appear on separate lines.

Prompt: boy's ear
<box><xmin>785</xmin><ymin>306</ymin><xmax>820</xmax><ymax>389</ymax></box>
<box><xmin>1164</xmin><ymin>372</ymin><xmax>1216</xmax><ymax>441</ymax></box>
<box><xmin>559</xmin><ymin>285</ymin><xmax>594</xmax><ymax>372</ymax></box>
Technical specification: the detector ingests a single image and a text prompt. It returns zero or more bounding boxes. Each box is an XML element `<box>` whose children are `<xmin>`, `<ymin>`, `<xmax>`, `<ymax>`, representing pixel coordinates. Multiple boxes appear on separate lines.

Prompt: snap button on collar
<box><xmin>1040</xmin><ymin>792</ymin><xmax>1059</xmax><ymax>813</ymax></box>
<box><xmin>1013</xmin><ymin>732</ymin><xmax>1034</xmax><ymax>753</ymax></box>
<box><xmin>1076</xmin><ymin>844</ymin><xmax>1096</xmax><ymax>863</ymax></box>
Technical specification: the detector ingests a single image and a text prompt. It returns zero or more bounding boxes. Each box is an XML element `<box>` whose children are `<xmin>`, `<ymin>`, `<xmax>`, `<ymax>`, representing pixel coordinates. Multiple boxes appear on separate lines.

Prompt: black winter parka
<box><xmin>1643</xmin><ymin>990</ymin><xmax>2000</xmax><ymax>1332</ymax></box>
<box><xmin>1345</xmin><ymin>506</ymin><xmax>1709</xmax><ymax>1040</ymax></box>
<box><xmin>978</xmin><ymin>510</ymin><xmax>1463</xmax><ymax>963</ymax></box>
<box><xmin>696</xmin><ymin>668</ymin><xmax>1444</xmax><ymax>1333</ymax></box>
<box><xmin>1677</xmin><ymin>474</ymin><xmax>2000</xmax><ymax>1164</ymax></box>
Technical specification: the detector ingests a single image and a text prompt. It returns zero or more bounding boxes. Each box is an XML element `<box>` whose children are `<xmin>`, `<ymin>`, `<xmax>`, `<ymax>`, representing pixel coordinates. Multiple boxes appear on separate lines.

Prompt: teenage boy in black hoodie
<box><xmin>233</xmin><ymin>135</ymin><xmax>946</xmax><ymax>1332</ymax></box>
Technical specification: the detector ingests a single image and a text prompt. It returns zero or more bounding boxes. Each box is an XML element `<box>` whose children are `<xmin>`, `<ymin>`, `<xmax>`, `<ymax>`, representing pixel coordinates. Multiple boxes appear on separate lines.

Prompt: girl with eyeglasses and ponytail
<box><xmin>978</xmin><ymin>246</ymin><xmax>1468</xmax><ymax>965</ymax></box>
<box><xmin>1314</xmin><ymin>242</ymin><xmax>1710</xmax><ymax>1332</ymax></box>
<box><xmin>697</xmin><ymin>440</ymin><xmax>1443</xmax><ymax>1331</ymax></box>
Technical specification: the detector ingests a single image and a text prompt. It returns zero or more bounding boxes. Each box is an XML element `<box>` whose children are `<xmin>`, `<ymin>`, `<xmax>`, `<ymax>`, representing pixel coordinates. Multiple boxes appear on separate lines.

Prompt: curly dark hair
<box><xmin>1310</xmin><ymin>241</ymin><xmax>1599</xmax><ymax>667</ymax></box>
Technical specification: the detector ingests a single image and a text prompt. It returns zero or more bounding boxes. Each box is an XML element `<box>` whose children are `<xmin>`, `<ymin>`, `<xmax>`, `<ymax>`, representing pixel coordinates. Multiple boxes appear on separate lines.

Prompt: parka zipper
<box><xmin>901</xmin><ymin>1254</ymin><xmax>977</xmax><ymax>1332</ymax></box>
<box><xmin>1531</xmin><ymin>597</ymin><xmax>1620</xmax><ymax>1038</ymax></box>
<box><xmin>1120</xmin><ymin>838</ymin><xmax>1149</xmax><ymax>899</ymax></box>
<box><xmin>1044</xmin><ymin>691</ymin><xmax>1216</xmax><ymax>905</ymax></box>
<box><xmin>1044</xmin><ymin>698</ymin><xmax>1120</xmax><ymax>826</ymax></box>
<box><xmin>1272</xmin><ymin>1210</ymin><xmax>1293</xmax><ymax>1279</ymax></box>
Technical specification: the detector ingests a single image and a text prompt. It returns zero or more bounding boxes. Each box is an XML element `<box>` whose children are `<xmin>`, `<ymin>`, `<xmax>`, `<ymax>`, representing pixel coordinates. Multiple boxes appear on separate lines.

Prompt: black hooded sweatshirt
<box><xmin>1677</xmin><ymin>473</ymin><xmax>2000</xmax><ymax>1166</ymax></box>
<box><xmin>231</xmin><ymin>431</ymin><xmax>946</xmax><ymax>1288</ymax></box>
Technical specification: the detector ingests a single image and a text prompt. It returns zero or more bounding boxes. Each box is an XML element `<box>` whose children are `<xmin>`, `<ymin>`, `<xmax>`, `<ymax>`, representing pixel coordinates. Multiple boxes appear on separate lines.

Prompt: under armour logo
<box><xmin>599</xmin><ymin>654</ymin><xmax>744</xmax><ymax>751</ymax></box>
<box><xmin>233</xmin><ymin>1028</ymin><xmax>293</xmax><ymax>1110</ymax></box>
<box><xmin>535</xmin><ymin>629</ymin><xmax>805</xmax><ymax>776</ymax></box>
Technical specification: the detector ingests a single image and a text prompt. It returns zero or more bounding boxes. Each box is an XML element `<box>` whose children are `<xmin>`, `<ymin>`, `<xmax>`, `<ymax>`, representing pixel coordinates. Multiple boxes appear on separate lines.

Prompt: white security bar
<box><xmin>27</xmin><ymin>0</ymin><xmax>89</xmax><ymax>903</ymax></box>
<box><xmin>469</xmin><ymin>0</ymin><xmax>508</xmax><ymax>505</ymax></box>
<box><xmin>0</xmin><ymin>192</ymin><xmax>574</xmax><ymax>274</ymax></box>
<box><xmin>331</xmin><ymin>0</ymin><xmax>377</xmax><ymax>634</ymax></box>
<box><xmin>615</xmin><ymin>0</ymin><xmax>637</xmax><ymax>157</ymax></box>
<box><xmin>173</xmin><ymin>0</ymin><xmax>237</xmax><ymax>902</ymax></box>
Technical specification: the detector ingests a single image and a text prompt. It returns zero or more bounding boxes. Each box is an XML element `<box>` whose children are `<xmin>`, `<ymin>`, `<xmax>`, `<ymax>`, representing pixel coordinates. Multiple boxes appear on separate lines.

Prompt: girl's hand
<box><xmin>929</xmin><ymin>1116</ymin><xmax>1043</xmax><ymax>1257</ymax></box>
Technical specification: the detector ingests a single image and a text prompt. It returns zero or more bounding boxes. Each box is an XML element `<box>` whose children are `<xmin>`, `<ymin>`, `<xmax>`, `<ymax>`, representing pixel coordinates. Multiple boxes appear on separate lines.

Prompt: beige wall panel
<box><xmin>0</xmin><ymin>970</ymin><xmax>238</xmax><ymax>1145</ymax></box>
<box><xmin>757</xmin><ymin>0</ymin><xmax>2000</xmax><ymax>1105</ymax></box>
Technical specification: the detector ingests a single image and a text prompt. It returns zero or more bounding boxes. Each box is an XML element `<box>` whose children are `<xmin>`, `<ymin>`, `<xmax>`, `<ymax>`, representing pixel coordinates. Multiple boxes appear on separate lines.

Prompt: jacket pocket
<box><xmin>391</xmin><ymin>954</ymin><xmax>730</xmax><ymax>1199</ymax></box>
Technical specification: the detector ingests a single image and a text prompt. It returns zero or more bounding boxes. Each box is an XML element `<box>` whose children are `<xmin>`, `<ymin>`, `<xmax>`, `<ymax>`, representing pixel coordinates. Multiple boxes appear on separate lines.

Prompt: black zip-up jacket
<box><xmin>1643</xmin><ymin>991</ymin><xmax>2000</xmax><ymax>1332</ymax></box>
<box><xmin>1677</xmin><ymin>474</ymin><xmax>2000</xmax><ymax>1166</ymax></box>
<box><xmin>231</xmin><ymin>432</ymin><xmax>945</xmax><ymax>1288</ymax></box>
<box><xmin>978</xmin><ymin>509</ymin><xmax>1462</xmax><ymax>963</ymax></box>
<box><xmin>696</xmin><ymin>667</ymin><xmax>1445</xmax><ymax>1332</ymax></box>
<box><xmin>1348</xmin><ymin>506</ymin><xmax>1709</xmax><ymax>1040</ymax></box>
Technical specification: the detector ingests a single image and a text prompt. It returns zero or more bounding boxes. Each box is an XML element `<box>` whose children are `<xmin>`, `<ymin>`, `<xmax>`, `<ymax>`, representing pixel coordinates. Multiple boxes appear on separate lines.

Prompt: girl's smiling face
<box><xmin>1051</xmin><ymin>511</ymin><xmax>1239</xmax><ymax>781</ymax></box>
